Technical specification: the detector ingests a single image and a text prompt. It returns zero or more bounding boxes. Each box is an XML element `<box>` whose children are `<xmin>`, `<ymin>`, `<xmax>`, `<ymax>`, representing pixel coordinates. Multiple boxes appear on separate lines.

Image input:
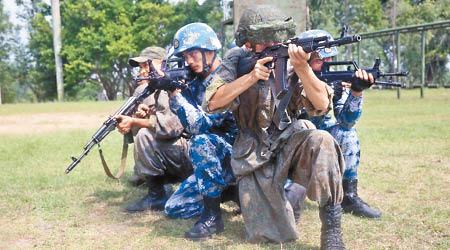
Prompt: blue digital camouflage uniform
<box><xmin>307</xmin><ymin>82</ymin><xmax>363</xmax><ymax>180</ymax></box>
<box><xmin>164</xmin><ymin>68</ymin><xmax>236</xmax><ymax>219</ymax></box>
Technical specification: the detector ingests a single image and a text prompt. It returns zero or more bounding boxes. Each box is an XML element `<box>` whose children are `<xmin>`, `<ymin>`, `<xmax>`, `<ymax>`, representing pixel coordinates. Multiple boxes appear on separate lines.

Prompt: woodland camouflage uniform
<box><xmin>202</xmin><ymin>6</ymin><xmax>346</xmax><ymax>249</ymax></box>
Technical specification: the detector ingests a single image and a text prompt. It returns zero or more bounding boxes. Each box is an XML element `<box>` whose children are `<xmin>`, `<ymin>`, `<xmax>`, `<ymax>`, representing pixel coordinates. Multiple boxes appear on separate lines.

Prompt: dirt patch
<box><xmin>0</xmin><ymin>112</ymin><xmax>111</xmax><ymax>135</ymax></box>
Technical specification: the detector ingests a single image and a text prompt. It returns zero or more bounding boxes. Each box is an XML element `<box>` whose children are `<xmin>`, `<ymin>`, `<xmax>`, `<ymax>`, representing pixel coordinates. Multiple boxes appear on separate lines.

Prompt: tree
<box><xmin>0</xmin><ymin>2</ymin><xmax>14</xmax><ymax>103</ymax></box>
<box><xmin>61</xmin><ymin>0</ymin><xmax>188</xmax><ymax>100</ymax></box>
<box><xmin>61</xmin><ymin>0</ymin><xmax>224</xmax><ymax>100</ymax></box>
<box><xmin>13</xmin><ymin>0</ymin><xmax>57</xmax><ymax>102</ymax></box>
<box><xmin>309</xmin><ymin>0</ymin><xmax>449</xmax><ymax>86</ymax></box>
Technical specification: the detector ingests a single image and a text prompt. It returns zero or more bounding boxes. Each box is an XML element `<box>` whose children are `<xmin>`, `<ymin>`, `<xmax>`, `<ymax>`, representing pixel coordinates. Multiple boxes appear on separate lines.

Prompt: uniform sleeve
<box><xmin>170</xmin><ymin>92</ymin><xmax>221</xmax><ymax>135</ymax></box>
<box><xmin>334</xmin><ymin>90</ymin><xmax>362</xmax><ymax>129</ymax></box>
<box><xmin>287</xmin><ymin>71</ymin><xmax>333</xmax><ymax>118</ymax></box>
<box><xmin>151</xmin><ymin>91</ymin><xmax>185</xmax><ymax>139</ymax></box>
<box><xmin>132</xmin><ymin>84</ymin><xmax>156</xmax><ymax>107</ymax></box>
<box><xmin>202</xmin><ymin>47</ymin><xmax>247</xmax><ymax>114</ymax></box>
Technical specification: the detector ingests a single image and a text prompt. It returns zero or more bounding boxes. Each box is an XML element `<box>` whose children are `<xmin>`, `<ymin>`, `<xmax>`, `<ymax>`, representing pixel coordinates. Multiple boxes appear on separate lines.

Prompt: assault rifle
<box><xmin>133</xmin><ymin>57</ymin><xmax>194</xmax><ymax>86</ymax></box>
<box><xmin>237</xmin><ymin>32</ymin><xmax>361</xmax><ymax>94</ymax></box>
<box><xmin>315</xmin><ymin>58</ymin><xmax>408</xmax><ymax>88</ymax></box>
<box><xmin>65</xmin><ymin>58</ymin><xmax>192</xmax><ymax>175</ymax></box>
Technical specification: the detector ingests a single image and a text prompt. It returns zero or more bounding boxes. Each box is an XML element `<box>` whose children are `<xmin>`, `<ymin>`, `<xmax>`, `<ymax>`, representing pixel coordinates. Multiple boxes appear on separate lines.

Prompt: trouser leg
<box><xmin>285</xmin><ymin>129</ymin><xmax>346</xmax><ymax>249</ymax></box>
<box><xmin>288</xmin><ymin>129</ymin><xmax>345</xmax><ymax>206</ymax></box>
<box><xmin>127</xmin><ymin>129</ymin><xmax>192</xmax><ymax>212</ymax></box>
<box><xmin>189</xmin><ymin>134</ymin><xmax>233</xmax><ymax>198</ymax></box>
<box><xmin>184</xmin><ymin>134</ymin><xmax>232</xmax><ymax>240</ymax></box>
<box><xmin>164</xmin><ymin>175</ymin><xmax>203</xmax><ymax>219</ymax></box>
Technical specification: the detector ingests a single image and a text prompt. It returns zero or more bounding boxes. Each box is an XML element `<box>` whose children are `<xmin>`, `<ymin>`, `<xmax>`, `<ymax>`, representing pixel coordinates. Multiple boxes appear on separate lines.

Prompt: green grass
<box><xmin>1</xmin><ymin>88</ymin><xmax>449</xmax><ymax>249</ymax></box>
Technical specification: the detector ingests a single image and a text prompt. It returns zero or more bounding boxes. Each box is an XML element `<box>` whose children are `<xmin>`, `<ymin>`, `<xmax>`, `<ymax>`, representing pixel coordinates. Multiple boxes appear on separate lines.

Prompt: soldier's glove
<box><xmin>350</xmin><ymin>77</ymin><xmax>373</xmax><ymax>92</ymax></box>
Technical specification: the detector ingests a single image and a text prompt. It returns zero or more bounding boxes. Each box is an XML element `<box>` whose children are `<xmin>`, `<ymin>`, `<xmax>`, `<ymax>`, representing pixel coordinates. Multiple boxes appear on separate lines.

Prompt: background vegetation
<box><xmin>0</xmin><ymin>88</ymin><xmax>449</xmax><ymax>249</ymax></box>
<box><xmin>0</xmin><ymin>0</ymin><xmax>448</xmax><ymax>103</ymax></box>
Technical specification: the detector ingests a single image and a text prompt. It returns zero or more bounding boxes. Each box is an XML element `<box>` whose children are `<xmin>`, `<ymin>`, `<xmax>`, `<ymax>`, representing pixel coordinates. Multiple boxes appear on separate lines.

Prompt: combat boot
<box><xmin>126</xmin><ymin>177</ymin><xmax>171</xmax><ymax>212</ymax></box>
<box><xmin>341</xmin><ymin>179</ymin><xmax>381</xmax><ymax>219</ymax></box>
<box><xmin>319</xmin><ymin>204</ymin><xmax>346</xmax><ymax>250</ymax></box>
<box><xmin>185</xmin><ymin>196</ymin><xmax>224</xmax><ymax>241</ymax></box>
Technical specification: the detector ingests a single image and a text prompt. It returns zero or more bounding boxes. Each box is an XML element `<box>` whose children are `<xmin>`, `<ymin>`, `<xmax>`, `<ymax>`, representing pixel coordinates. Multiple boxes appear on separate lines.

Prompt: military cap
<box><xmin>129</xmin><ymin>47</ymin><xmax>168</xmax><ymax>67</ymax></box>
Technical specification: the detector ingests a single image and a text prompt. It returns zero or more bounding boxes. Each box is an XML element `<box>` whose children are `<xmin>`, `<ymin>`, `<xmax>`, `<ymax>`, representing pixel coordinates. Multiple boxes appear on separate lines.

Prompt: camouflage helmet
<box><xmin>235</xmin><ymin>5</ymin><xmax>297</xmax><ymax>47</ymax></box>
<box><xmin>298</xmin><ymin>30</ymin><xmax>338</xmax><ymax>59</ymax></box>
<box><xmin>129</xmin><ymin>47</ymin><xmax>167</xmax><ymax>67</ymax></box>
<box><xmin>172</xmin><ymin>22</ymin><xmax>222</xmax><ymax>57</ymax></box>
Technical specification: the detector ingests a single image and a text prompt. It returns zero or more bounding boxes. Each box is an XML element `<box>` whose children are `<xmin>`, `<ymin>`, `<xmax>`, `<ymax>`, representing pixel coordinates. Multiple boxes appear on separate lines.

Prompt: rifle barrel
<box><xmin>379</xmin><ymin>71</ymin><xmax>409</xmax><ymax>77</ymax></box>
<box><xmin>374</xmin><ymin>80</ymin><xmax>405</xmax><ymax>87</ymax></box>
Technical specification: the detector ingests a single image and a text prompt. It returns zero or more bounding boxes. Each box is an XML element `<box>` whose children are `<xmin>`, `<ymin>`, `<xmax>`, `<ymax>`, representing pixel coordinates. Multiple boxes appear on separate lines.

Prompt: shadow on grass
<box><xmin>85</xmin><ymin>172</ymin><xmax>148</xmax><ymax>207</ymax></box>
<box><xmin>85</xmin><ymin>180</ymin><xmax>318</xmax><ymax>248</ymax></box>
<box><xmin>128</xmin><ymin>210</ymin><xmax>318</xmax><ymax>249</ymax></box>
<box><xmin>82</xmin><ymin>171</ymin><xmax>318</xmax><ymax>249</ymax></box>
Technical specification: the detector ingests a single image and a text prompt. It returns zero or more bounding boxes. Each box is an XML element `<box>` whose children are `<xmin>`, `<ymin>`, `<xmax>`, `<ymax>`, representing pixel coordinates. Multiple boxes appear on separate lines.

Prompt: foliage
<box><xmin>309</xmin><ymin>0</ymin><xmax>449</xmax><ymax>87</ymax></box>
<box><xmin>2</xmin><ymin>0</ymin><xmax>448</xmax><ymax>102</ymax></box>
<box><xmin>60</xmin><ymin>0</ymin><xmax>223</xmax><ymax>101</ymax></box>
<box><xmin>0</xmin><ymin>2</ymin><xmax>14</xmax><ymax>103</ymax></box>
<box><xmin>9</xmin><ymin>0</ymin><xmax>57</xmax><ymax>102</ymax></box>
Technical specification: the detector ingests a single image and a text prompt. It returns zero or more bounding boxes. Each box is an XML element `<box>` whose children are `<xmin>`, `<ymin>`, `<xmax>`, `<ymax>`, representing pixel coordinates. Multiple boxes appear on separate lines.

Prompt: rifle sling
<box><xmin>270</xmin><ymin>74</ymin><xmax>294</xmax><ymax>131</ymax></box>
<box><xmin>98</xmin><ymin>135</ymin><xmax>129</xmax><ymax>179</ymax></box>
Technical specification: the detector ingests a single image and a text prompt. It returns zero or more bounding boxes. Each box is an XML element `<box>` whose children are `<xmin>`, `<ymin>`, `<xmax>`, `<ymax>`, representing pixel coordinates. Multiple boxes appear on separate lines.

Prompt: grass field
<box><xmin>0</xmin><ymin>88</ymin><xmax>449</xmax><ymax>249</ymax></box>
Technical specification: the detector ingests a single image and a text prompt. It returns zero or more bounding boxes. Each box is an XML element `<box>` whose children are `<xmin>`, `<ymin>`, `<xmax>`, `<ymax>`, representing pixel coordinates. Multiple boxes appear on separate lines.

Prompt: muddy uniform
<box><xmin>203</xmin><ymin>47</ymin><xmax>345</xmax><ymax>243</ymax></box>
<box><xmin>164</xmin><ymin>70</ymin><xmax>236</xmax><ymax>219</ymax></box>
<box><xmin>133</xmin><ymin>86</ymin><xmax>193</xmax><ymax>184</ymax></box>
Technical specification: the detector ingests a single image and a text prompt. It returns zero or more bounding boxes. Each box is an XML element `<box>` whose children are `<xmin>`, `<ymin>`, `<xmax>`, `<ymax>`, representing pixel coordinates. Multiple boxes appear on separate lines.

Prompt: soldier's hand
<box><xmin>151</xmin><ymin>60</ymin><xmax>165</xmax><ymax>77</ymax></box>
<box><xmin>136</xmin><ymin>104</ymin><xmax>153</xmax><ymax>118</ymax></box>
<box><xmin>350</xmin><ymin>69</ymin><xmax>374</xmax><ymax>92</ymax></box>
<box><xmin>341</xmin><ymin>82</ymin><xmax>352</xmax><ymax>88</ymax></box>
<box><xmin>169</xmin><ymin>88</ymin><xmax>182</xmax><ymax>99</ymax></box>
<box><xmin>288</xmin><ymin>44</ymin><xmax>310</xmax><ymax>69</ymax></box>
<box><xmin>250</xmin><ymin>57</ymin><xmax>273</xmax><ymax>82</ymax></box>
<box><xmin>115</xmin><ymin>115</ymin><xmax>134</xmax><ymax>135</ymax></box>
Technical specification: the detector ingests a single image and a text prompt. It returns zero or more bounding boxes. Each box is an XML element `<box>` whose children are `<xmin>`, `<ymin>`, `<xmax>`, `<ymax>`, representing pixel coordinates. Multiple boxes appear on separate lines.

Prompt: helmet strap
<box><xmin>200</xmin><ymin>50</ymin><xmax>217</xmax><ymax>77</ymax></box>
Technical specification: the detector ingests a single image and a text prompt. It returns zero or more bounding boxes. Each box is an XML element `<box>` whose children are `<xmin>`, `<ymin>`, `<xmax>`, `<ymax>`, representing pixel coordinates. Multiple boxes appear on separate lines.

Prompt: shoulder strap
<box><xmin>98</xmin><ymin>135</ymin><xmax>130</xmax><ymax>179</ymax></box>
<box><xmin>271</xmin><ymin>80</ymin><xmax>295</xmax><ymax>130</ymax></box>
<box><xmin>271</xmin><ymin>59</ymin><xmax>294</xmax><ymax>130</ymax></box>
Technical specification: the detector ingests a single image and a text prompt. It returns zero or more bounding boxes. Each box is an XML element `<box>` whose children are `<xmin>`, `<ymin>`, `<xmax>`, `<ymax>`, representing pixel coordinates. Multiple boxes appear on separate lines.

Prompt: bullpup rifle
<box><xmin>316</xmin><ymin>58</ymin><xmax>409</xmax><ymax>88</ymax></box>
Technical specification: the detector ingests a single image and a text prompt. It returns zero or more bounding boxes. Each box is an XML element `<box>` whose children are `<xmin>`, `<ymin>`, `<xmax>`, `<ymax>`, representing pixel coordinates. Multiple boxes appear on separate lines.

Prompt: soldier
<box><xmin>299</xmin><ymin>30</ymin><xmax>381</xmax><ymax>219</ymax></box>
<box><xmin>203</xmin><ymin>5</ymin><xmax>346</xmax><ymax>249</ymax></box>
<box><xmin>116</xmin><ymin>47</ymin><xmax>193</xmax><ymax>213</ymax></box>
<box><xmin>126</xmin><ymin>47</ymin><xmax>168</xmax><ymax>187</ymax></box>
<box><xmin>163</xmin><ymin>23</ymin><xmax>237</xmax><ymax>241</ymax></box>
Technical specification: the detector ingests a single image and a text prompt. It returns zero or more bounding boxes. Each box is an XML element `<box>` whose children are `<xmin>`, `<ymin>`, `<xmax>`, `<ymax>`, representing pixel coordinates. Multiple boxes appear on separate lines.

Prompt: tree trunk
<box><xmin>305</xmin><ymin>2</ymin><xmax>310</xmax><ymax>31</ymax></box>
<box><xmin>51</xmin><ymin>0</ymin><xmax>64</xmax><ymax>102</ymax></box>
<box><xmin>343</xmin><ymin>0</ymin><xmax>352</xmax><ymax>60</ymax></box>
<box><xmin>390</xmin><ymin>0</ymin><xmax>397</xmax><ymax>74</ymax></box>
